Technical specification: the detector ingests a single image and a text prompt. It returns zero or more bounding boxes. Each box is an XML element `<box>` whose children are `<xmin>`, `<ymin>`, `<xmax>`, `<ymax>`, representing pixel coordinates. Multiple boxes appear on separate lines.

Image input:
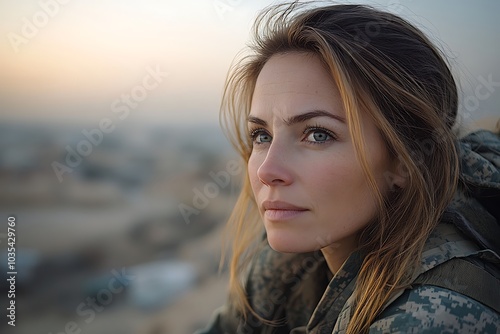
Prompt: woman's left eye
<box><xmin>304</xmin><ymin>128</ymin><xmax>335</xmax><ymax>143</ymax></box>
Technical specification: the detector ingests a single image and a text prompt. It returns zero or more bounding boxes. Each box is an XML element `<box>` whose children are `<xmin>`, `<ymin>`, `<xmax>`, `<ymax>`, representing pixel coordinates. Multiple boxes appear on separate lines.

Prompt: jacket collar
<box><xmin>299</xmin><ymin>218</ymin><xmax>489</xmax><ymax>334</ymax></box>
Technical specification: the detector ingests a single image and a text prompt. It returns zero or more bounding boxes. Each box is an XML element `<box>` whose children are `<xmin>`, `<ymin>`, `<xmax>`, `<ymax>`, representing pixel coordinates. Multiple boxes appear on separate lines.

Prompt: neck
<box><xmin>320</xmin><ymin>237</ymin><xmax>358</xmax><ymax>275</ymax></box>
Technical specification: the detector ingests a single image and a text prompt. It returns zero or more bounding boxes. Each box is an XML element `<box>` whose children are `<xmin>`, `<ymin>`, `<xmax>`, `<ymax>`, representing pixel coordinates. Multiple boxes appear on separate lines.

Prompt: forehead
<box><xmin>251</xmin><ymin>52</ymin><xmax>343</xmax><ymax>115</ymax></box>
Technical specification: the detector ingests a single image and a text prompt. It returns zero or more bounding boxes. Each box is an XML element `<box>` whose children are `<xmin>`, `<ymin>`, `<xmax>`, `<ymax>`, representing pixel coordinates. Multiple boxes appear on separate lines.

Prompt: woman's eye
<box><xmin>251</xmin><ymin>130</ymin><xmax>272</xmax><ymax>144</ymax></box>
<box><xmin>305</xmin><ymin>129</ymin><xmax>333</xmax><ymax>143</ymax></box>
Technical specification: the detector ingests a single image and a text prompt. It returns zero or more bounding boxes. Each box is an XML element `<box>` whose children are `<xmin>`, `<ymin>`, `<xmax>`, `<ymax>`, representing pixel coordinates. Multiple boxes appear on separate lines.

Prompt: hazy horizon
<box><xmin>1</xmin><ymin>0</ymin><xmax>499</xmax><ymax>125</ymax></box>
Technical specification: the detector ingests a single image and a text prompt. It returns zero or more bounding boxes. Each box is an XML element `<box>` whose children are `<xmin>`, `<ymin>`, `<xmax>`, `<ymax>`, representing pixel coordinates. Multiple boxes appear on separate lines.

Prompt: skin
<box><xmin>247</xmin><ymin>52</ymin><xmax>400</xmax><ymax>274</ymax></box>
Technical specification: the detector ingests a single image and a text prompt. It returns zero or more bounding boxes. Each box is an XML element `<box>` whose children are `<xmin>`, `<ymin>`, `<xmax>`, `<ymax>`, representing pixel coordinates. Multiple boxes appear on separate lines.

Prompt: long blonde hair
<box><xmin>220</xmin><ymin>2</ymin><xmax>459</xmax><ymax>333</ymax></box>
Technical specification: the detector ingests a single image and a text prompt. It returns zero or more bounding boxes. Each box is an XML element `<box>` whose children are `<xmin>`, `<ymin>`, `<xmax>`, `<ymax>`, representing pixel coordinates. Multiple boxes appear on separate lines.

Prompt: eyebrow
<box><xmin>247</xmin><ymin>110</ymin><xmax>345</xmax><ymax>126</ymax></box>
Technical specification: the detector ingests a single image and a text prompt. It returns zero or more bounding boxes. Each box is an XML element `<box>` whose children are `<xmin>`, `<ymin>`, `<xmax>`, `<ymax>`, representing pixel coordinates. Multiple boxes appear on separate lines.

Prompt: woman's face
<box><xmin>248</xmin><ymin>52</ymin><xmax>395</xmax><ymax>256</ymax></box>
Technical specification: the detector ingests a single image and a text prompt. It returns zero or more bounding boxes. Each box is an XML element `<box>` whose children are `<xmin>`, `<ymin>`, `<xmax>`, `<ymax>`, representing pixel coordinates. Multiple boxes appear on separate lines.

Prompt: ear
<box><xmin>384</xmin><ymin>157</ymin><xmax>408</xmax><ymax>190</ymax></box>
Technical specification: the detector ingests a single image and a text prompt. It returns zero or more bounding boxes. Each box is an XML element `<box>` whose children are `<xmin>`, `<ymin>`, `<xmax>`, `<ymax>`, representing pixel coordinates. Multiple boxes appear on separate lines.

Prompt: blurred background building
<box><xmin>0</xmin><ymin>1</ymin><xmax>499</xmax><ymax>333</ymax></box>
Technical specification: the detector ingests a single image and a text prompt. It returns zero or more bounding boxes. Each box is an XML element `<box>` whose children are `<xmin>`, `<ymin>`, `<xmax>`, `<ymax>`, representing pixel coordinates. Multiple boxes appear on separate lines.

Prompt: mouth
<box><xmin>262</xmin><ymin>200</ymin><xmax>309</xmax><ymax>221</ymax></box>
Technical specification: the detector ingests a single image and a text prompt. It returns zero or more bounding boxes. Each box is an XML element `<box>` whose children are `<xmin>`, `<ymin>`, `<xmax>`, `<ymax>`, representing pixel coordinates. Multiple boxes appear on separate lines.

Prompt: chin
<box><xmin>266</xmin><ymin>230</ymin><xmax>314</xmax><ymax>253</ymax></box>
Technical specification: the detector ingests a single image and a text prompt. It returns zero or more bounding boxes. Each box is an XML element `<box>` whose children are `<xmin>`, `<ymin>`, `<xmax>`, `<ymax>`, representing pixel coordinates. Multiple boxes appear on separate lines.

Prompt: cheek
<box><xmin>247</xmin><ymin>154</ymin><xmax>262</xmax><ymax>193</ymax></box>
<box><xmin>311</xmin><ymin>156</ymin><xmax>378</xmax><ymax>219</ymax></box>
<box><xmin>311</xmin><ymin>153</ymin><xmax>365</xmax><ymax>194</ymax></box>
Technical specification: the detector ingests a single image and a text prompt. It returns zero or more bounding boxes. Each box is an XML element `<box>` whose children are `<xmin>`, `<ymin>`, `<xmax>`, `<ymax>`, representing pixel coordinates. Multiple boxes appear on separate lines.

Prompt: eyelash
<box><xmin>249</xmin><ymin>127</ymin><xmax>268</xmax><ymax>145</ymax></box>
<box><xmin>303</xmin><ymin>125</ymin><xmax>337</xmax><ymax>144</ymax></box>
<box><xmin>248</xmin><ymin>125</ymin><xmax>337</xmax><ymax>145</ymax></box>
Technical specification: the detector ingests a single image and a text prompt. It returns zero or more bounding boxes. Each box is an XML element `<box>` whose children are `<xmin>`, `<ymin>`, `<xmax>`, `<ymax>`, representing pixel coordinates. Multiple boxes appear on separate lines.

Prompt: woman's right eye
<box><xmin>250</xmin><ymin>129</ymin><xmax>272</xmax><ymax>144</ymax></box>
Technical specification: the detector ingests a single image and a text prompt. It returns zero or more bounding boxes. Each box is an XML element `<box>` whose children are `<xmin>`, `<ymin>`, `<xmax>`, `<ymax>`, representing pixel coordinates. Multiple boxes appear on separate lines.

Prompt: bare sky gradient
<box><xmin>0</xmin><ymin>0</ymin><xmax>499</xmax><ymax>125</ymax></box>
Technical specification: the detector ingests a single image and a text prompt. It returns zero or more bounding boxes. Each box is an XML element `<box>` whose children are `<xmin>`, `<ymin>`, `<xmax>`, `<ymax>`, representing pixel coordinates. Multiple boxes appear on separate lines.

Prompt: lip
<box><xmin>262</xmin><ymin>200</ymin><xmax>308</xmax><ymax>221</ymax></box>
<box><xmin>262</xmin><ymin>200</ymin><xmax>307</xmax><ymax>211</ymax></box>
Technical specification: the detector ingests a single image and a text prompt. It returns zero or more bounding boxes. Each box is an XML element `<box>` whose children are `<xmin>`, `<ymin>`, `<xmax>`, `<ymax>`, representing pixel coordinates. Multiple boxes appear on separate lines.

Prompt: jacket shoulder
<box><xmin>370</xmin><ymin>285</ymin><xmax>500</xmax><ymax>334</ymax></box>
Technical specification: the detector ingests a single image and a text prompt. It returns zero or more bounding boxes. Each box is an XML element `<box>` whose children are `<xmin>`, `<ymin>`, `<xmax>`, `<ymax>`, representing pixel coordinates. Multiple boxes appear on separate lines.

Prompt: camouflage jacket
<box><xmin>196</xmin><ymin>130</ymin><xmax>500</xmax><ymax>334</ymax></box>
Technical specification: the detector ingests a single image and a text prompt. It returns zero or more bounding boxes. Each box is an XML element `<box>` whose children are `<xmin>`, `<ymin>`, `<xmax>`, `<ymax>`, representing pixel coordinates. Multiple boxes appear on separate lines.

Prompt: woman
<box><xmin>196</xmin><ymin>2</ymin><xmax>500</xmax><ymax>333</ymax></box>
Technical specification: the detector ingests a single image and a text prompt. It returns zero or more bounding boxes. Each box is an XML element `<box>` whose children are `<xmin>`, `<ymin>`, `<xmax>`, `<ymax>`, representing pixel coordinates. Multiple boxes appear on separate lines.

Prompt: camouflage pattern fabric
<box><xmin>195</xmin><ymin>130</ymin><xmax>500</xmax><ymax>334</ymax></box>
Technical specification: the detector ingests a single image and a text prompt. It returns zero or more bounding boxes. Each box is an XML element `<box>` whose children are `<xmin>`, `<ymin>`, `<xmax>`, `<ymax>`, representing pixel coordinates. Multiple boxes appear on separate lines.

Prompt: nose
<box><xmin>256</xmin><ymin>142</ymin><xmax>293</xmax><ymax>187</ymax></box>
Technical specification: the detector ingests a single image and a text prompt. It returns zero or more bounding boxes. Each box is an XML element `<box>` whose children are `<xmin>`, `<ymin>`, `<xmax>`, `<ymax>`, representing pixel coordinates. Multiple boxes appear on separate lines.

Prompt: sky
<box><xmin>0</xmin><ymin>0</ymin><xmax>499</xmax><ymax>126</ymax></box>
